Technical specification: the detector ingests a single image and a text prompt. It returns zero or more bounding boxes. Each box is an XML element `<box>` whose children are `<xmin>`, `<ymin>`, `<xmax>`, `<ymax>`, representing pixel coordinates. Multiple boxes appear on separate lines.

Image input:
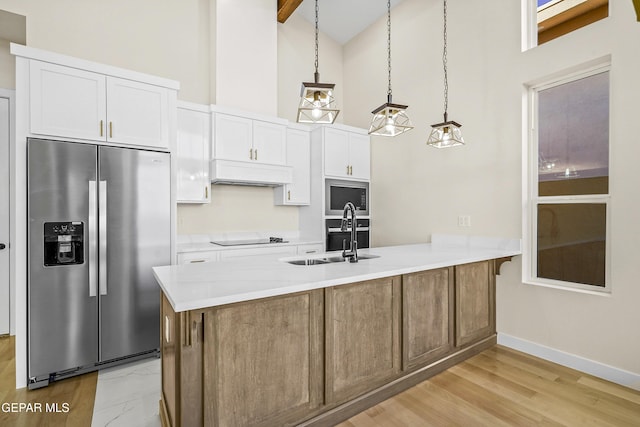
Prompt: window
<box><xmin>524</xmin><ymin>0</ymin><xmax>609</xmax><ymax>49</ymax></box>
<box><xmin>525</xmin><ymin>65</ymin><xmax>610</xmax><ymax>292</ymax></box>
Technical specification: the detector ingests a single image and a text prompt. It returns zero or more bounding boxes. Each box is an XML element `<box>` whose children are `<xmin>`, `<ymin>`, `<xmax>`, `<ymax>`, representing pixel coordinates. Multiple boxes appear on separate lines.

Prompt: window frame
<box><xmin>522</xmin><ymin>0</ymin><xmax>609</xmax><ymax>51</ymax></box>
<box><xmin>523</xmin><ymin>62</ymin><xmax>612</xmax><ymax>294</ymax></box>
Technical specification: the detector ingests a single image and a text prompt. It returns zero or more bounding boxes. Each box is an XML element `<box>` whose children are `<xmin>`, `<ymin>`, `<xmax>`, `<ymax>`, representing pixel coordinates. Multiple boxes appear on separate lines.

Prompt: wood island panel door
<box><xmin>325</xmin><ymin>276</ymin><xmax>402</xmax><ymax>405</ymax></box>
<box><xmin>203</xmin><ymin>290</ymin><xmax>324</xmax><ymax>427</ymax></box>
<box><xmin>455</xmin><ymin>261</ymin><xmax>496</xmax><ymax>347</ymax></box>
<box><xmin>402</xmin><ymin>268</ymin><xmax>454</xmax><ymax>370</ymax></box>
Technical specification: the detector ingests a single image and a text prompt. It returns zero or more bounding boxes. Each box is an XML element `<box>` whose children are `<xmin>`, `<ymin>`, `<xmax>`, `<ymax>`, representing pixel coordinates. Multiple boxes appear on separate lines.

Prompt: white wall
<box><xmin>177</xmin><ymin>184</ymin><xmax>299</xmax><ymax>234</ymax></box>
<box><xmin>343</xmin><ymin>0</ymin><xmax>640</xmax><ymax>381</ymax></box>
<box><xmin>215</xmin><ymin>0</ymin><xmax>277</xmax><ymax>116</ymax></box>
<box><xmin>0</xmin><ymin>0</ymin><xmax>211</xmax><ymax>103</ymax></box>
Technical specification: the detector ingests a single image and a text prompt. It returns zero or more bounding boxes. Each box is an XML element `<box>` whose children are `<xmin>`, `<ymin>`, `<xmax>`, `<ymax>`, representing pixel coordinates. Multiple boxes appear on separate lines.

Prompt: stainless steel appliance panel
<box><xmin>28</xmin><ymin>139</ymin><xmax>99</xmax><ymax>379</ymax></box>
<box><xmin>325</xmin><ymin>179</ymin><xmax>369</xmax><ymax>216</ymax></box>
<box><xmin>98</xmin><ymin>146</ymin><xmax>170</xmax><ymax>361</ymax></box>
<box><xmin>326</xmin><ymin>218</ymin><xmax>370</xmax><ymax>251</ymax></box>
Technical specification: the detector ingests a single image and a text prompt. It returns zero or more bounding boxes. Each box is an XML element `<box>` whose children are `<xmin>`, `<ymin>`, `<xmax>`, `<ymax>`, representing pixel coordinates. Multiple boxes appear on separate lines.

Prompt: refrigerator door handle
<box><xmin>99</xmin><ymin>180</ymin><xmax>108</xmax><ymax>296</ymax></box>
<box><xmin>88</xmin><ymin>181</ymin><xmax>98</xmax><ymax>297</ymax></box>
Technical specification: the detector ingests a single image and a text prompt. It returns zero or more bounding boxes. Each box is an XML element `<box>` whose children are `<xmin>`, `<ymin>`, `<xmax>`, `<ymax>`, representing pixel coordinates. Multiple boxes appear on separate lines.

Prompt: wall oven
<box><xmin>326</xmin><ymin>218</ymin><xmax>370</xmax><ymax>252</ymax></box>
<box><xmin>325</xmin><ymin>179</ymin><xmax>369</xmax><ymax>217</ymax></box>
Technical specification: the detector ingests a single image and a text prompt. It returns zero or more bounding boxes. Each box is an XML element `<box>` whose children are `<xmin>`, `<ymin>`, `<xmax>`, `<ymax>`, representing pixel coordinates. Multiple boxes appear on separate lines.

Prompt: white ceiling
<box><xmin>294</xmin><ymin>0</ymin><xmax>407</xmax><ymax>45</ymax></box>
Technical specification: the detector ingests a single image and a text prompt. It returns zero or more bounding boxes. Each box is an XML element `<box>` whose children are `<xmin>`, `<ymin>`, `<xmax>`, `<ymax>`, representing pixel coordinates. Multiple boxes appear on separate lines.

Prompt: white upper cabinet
<box><xmin>214</xmin><ymin>113</ymin><xmax>253</xmax><ymax>162</ymax></box>
<box><xmin>214</xmin><ymin>113</ymin><xmax>286</xmax><ymax>166</ymax></box>
<box><xmin>210</xmin><ymin>109</ymin><xmax>291</xmax><ymax>186</ymax></box>
<box><xmin>28</xmin><ymin>59</ymin><xmax>173</xmax><ymax>149</ymax></box>
<box><xmin>347</xmin><ymin>132</ymin><xmax>371</xmax><ymax>180</ymax></box>
<box><xmin>323</xmin><ymin>127</ymin><xmax>370</xmax><ymax>181</ymax></box>
<box><xmin>177</xmin><ymin>105</ymin><xmax>211</xmax><ymax>204</ymax></box>
<box><xmin>106</xmin><ymin>77</ymin><xmax>169</xmax><ymax>148</ymax></box>
<box><xmin>30</xmin><ymin>61</ymin><xmax>106</xmax><ymax>142</ymax></box>
<box><xmin>252</xmin><ymin>120</ymin><xmax>286</xmax><ymax>165</ymax></box>
<box><xmin>275</xmin><ymin>127</ymin><xmax>310</xmax><ymax>206</ymax></box>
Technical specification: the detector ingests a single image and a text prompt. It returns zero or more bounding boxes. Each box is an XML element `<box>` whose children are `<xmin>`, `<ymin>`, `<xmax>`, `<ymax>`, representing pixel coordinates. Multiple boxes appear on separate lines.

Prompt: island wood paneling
<box><xmin>202</xmin><ymin>289</ymin><xmax>323</xmax><ymax>427</ymax></box>
<box><xmin>455</xmin><ymin>261</ymin><xmax>495</xmax><ymax>347</ymax></box>
<box><xmin>402</xmin><ymin>267</ymin><xmax>454</xmax><ymax>370</ymax></box>
<box><xmin>160</xmin><ymin>294</ymin><xmax>205</xmax><ymax>427</ymax></box>
<box><xmin>325</xmin><ymin>276</ymin><xmax>402</xmax><ymax>405</ymax></box>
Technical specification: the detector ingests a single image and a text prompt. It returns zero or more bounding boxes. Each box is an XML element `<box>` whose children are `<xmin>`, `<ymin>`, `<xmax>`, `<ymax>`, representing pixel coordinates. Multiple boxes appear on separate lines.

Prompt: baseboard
<box><xmin>498</xmin><ymin>333</ymin><xmax>640</xmax><ymax>391</ymax></box>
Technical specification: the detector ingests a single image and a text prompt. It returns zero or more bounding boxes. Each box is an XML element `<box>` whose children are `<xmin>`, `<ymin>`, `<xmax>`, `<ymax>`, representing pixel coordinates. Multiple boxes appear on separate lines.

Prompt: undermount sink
<box><xmin>285</xmin><ymin>253</ymin><xmax>380</xmax><ymax>266</ymax></box>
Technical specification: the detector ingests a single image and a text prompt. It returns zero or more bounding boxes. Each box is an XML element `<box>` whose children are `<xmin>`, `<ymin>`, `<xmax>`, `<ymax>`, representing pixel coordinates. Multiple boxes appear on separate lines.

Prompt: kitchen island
<box><xmin>153</xmin><ymin>235</ymin><xmax>520</xmax><ymax>427</ymax></box>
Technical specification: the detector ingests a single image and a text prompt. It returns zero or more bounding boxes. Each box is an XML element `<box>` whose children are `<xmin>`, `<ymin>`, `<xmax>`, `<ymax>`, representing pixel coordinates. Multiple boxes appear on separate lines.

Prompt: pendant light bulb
<box><xmin>367</xmin><ymin>0</ymin><xmax>413</xmax><ymax>137</ymax></box>
<box><xmin>385</xmin><ymin>116</ymin><xmax>395</xmax><ymax>133</ymax></box>
<box><xmin>311</xmin><ymin>91</ymin><xmax>323</xmax><ymax>119</ymax></box>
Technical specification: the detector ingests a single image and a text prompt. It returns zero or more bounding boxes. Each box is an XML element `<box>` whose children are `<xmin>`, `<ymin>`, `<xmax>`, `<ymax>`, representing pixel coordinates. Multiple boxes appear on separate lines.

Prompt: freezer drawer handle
<box><xmin>88</xmin><ymin>181</ymin><xmax>98</xmax><ymax>297</ymax></box>
<box><xmin>99</xmin><ymin>181</ymin><xmax>108</xmax><ymax>295</ymax></box>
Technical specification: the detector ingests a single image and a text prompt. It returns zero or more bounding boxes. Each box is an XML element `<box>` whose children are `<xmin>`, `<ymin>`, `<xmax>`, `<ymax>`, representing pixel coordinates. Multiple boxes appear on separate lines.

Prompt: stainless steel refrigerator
<box><xmin>27</xmin><ymin>138</ymin><xmax>170</xmax><ymax>389</ymax></box>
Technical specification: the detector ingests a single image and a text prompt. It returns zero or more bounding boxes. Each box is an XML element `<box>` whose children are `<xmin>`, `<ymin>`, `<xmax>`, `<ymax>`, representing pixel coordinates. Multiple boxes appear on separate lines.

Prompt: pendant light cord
<box><xmin>314</xmin><ymin>0</ymin><xmax>319</xmax><ymax>77</ymax></box>
<box><xmin>387</xmin><ymin>0</ymin><xmax>392</xmax><ymax>98</ymax></box>
<box><xmin>443</xmin><ymin>0</ymin><xmax>449</xmax><ymax>119</ymax></box>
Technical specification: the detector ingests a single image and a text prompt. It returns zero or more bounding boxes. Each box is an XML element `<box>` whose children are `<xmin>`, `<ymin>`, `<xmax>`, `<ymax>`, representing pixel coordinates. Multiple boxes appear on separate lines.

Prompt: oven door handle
<box><xmin>327</xmin><ymin>227</ymin><xmax>369</xmax><ymax>233</ymax></box>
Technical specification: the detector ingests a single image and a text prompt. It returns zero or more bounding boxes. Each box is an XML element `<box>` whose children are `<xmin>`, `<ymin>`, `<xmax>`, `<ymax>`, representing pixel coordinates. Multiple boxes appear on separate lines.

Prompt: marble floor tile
<box><xmin>92</xmin><ymin>358</ymin><xmax>161</xmax><ymax>427</ymax></box>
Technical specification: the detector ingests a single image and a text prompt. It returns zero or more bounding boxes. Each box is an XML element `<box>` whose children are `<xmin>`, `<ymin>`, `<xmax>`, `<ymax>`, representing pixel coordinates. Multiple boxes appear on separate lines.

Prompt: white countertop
<box><xmin>155</xmin><ymin>234</ymin><xmax>521</xmax><ymax>312</ymax></box>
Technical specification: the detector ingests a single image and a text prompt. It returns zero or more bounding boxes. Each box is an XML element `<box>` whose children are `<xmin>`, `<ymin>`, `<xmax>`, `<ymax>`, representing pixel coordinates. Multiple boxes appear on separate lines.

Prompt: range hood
<box><xmin>210</xmin><ymin>159</ymin><xmax>292</xmax><ymax>186</ymax></box>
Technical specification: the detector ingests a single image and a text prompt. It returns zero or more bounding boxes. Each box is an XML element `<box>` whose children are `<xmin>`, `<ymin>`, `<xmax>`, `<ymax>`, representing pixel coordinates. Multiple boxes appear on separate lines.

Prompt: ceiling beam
<box><xmin>634</xmin><ymin>0</ymin><xmax>640</xmax><ymax>21</ymax></box>
<box><xmin>278</xmin><ymin>0</ymin><xmax>303</xmax><ymax>23</ymax></box>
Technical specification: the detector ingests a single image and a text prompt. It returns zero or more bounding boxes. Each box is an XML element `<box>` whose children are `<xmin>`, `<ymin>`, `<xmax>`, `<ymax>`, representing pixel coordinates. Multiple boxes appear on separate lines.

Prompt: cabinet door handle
<box><xmin>183</xmin><ymin>311</ymin><xmax>192</xmax><ymax>346</ymax></box>
<box><xmin>109</xmin><ymin>121</ymin><xmax>113</xmax><ymax>138</ymax></box>
<box><xmin>205</xmin><ymin>186</ymin><xmax>209</xmax><ymax>199</ymax></box>
<box><xmin>164</xmin><ymin>315</ymin><xmax>171</xmax><ymax>343</ymax></box>
<box><xmin>99</xmin><ymin>120</ymin><xmax>103</xmax><ymax>137</ymax></box>
<box><xmin>287</xmin><ymin>190</ymin><xmax>291</xmax><ymax>201</ymax></box>
<box><xmin>254</xmin><ymin>149</ymin><xmax>258</xmax><ymax>161</ymax></box>
<box><xmin>249</xmin><ymin>148</ymin><xmax>253</xmax><ymax>160</ymax></box>
<box><xmin>346</xmin><ymin>165</ymin><xmax>350</xmax><ymax>175</ymax></box>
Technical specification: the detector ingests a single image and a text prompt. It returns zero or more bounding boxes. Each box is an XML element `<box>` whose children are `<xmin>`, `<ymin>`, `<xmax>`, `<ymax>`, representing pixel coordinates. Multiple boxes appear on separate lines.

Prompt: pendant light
<box><xmin>297</xmin><ymin>0</ymin><xmax>339</xmax><ymax>124</ymax></box>
<box><xmin>427</xmin><ymin>0</ymin><xmax>464</xmax><ymax>148</ymax></box>
<box><xmin>368</xmin><ymin>0</ymin><xmax>413</xmax><ymax>137</ymax></box>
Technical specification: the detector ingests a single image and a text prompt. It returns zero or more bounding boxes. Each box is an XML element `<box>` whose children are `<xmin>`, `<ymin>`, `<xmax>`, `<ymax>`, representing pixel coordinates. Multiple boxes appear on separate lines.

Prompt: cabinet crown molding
<box><xmin>10</xmin><ymin>43</ymin><xmax>180</xmax><ymax>90</ymax></box>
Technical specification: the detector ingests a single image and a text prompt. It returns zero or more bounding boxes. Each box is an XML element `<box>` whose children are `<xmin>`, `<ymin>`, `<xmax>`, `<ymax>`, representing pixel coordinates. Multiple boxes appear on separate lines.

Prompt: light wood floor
<box><xmin>0</xmin><ymin>335</ymin><xmax>97</xmax><ymax>426</ymax></box>
<box><xmin>338</xmin><ymin>345</ymin><xmax>640</xmax><ymax>427</ymax></box>
<box><xmin>2</xmin><ymin>336</ymin><xmax>639</xmax><ymax>426</ymax></box>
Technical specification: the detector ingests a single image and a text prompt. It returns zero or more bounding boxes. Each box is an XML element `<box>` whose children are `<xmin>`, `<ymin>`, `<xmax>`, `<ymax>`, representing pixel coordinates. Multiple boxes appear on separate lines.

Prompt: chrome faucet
<box><xmin>341</xmin><ymin>202</ymin><xmax>358</xmax><ymax>263</ymax></box>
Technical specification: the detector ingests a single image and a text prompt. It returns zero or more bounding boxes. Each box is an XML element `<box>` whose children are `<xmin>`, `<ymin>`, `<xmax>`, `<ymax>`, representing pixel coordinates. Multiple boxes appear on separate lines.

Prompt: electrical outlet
<box><xmin>457</xmin><ymin>215</ymin><xmax>471</xmax><ymax>227</ymax></box>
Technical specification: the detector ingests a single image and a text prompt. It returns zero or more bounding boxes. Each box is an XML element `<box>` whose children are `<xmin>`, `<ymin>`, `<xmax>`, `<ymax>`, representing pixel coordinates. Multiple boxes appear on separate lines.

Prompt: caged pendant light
<box><xmin>427</xmin><ymin>0</ymin><xmax>464</xmax><ymax>148</ymax></box>
<box><xmin>297</xmin><ymin>0</ymin><xmax>339</xmax><ymax>124</ymax></box>
<box><xmin>368</xmin><ymin>0</ymin><xmax>413</xmax><ymax>137</ymax></box>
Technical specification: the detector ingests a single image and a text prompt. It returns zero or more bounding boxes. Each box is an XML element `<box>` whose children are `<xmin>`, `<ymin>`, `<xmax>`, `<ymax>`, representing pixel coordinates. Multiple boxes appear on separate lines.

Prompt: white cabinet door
<box><xmin>177</xmin><ymin>108</ymin><xmax>211</xmax><ymax>203</ymax></box>
<box><xmin>297</xmin><ymin>243</ymin><xmax>324</xmax><ymax>255</ymax></box>
<box><xmin>214</xmin><ymin>113</ymin><xmax>253</xmax><ymax>162</ymax></box>
<box><xmin>348</xmin><ymin>133</ymin><xmax>371</xmax><ymax>180</ymax></box>
<box><xmin>323</xmin><ymin>127</ymin><xmax>370</xmax><ymax>180</ymax></box>
<box><xmin>252</xmin><ymin>120</ymin><xmax>286</xmax><ymax>165</ymax></box>
<box><xmin>323</xmin><ymin>127</ymin><xmax>350</xmax><ymax>178</ymax></box>
<box><xmin>275</xmin><ymin>128</ymin><xmax>310</xmax><ymax>206</ymax></box>
<box><xmin>106</xmin><ymin>77</ymin><xmax>169</xmax><ymax>148</ymax></box>
<box><xmin>177</xmin><ymin>251</ymin><xmax>219</xmax><ymax>264</ymax></box>
<box><xmin>30</xmin><ymin>60</ymin><xmax>106</xmax><ymax>141</ymax></box>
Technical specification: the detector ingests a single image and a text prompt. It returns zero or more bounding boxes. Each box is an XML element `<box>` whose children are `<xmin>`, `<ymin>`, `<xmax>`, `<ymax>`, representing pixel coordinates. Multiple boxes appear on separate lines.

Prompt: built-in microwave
<box><xmin>325</xmin><ymin>179</ymin><xmax>369</xmax><ymax>216</ymax></box>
